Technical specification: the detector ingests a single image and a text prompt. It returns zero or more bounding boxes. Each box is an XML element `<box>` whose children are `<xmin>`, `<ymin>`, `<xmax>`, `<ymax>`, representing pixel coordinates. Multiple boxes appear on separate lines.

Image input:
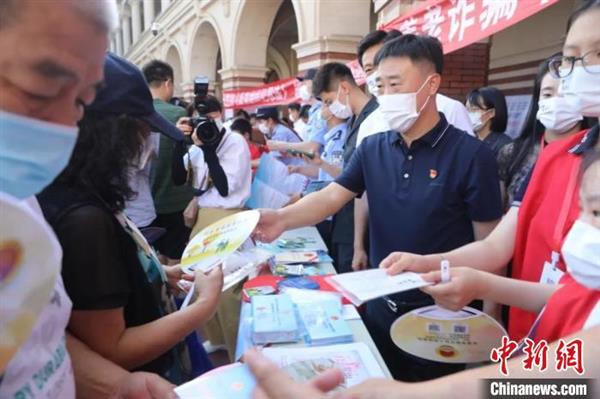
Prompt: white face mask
<box><xmin>468</xmin><ymin>110</ymin><xmax>490</xmax><ymax>132</ymax></box>
<box><xmin>536</xmin><ymin>96</ymin><xmax>583</xmax><ymax>134</ymax></box>
<box><xmin>562</xmin><ymin>220</ymin><xmax>600</xmax><ymax>289</ymax></box>
<box><xmin>214</xmin><ymin>119</ymin><xmax>224</xmax><ymax>133</ymax></box>
<box><xmin>377</xmin><ymin>76</ymin><xmax>432</xmax><ymax>134</ymax></box>
<box><xmin>559</xmin><ymin>65</ymin><xmax>600</xmax><ymax>118</ymax></box>
<box><xmin>468</xmin><ymin>111</ymin><xmax>482</xmax><ymax>132</ymax></box>
<box><xmin>258</xmin><ymin>121</ymin><xmax>270</xmax><ymax>136</ymax></box>
<box><xmin>298</xmin><ymin>85</ymin><xmax>312</xmax><ymax>102</ymax></box>
<box><xmin>366</xmin><ymin>72</ymin><xmax>380</xmax><ymax>97</ymax></box>
<box><xmin>329</xmin><ymin>86</ymin><xmax>353</xmax><ymax>120</ymax></box>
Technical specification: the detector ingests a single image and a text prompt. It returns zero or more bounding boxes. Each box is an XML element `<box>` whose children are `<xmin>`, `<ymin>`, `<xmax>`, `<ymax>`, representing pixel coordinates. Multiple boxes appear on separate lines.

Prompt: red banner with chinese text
<box><xmin>222</xmin><ymin>78</ymin><xmax>300</xmax><ymax>109</ymax></box>
<box><xmin>381</xmin><ymin>0</ymin><xmax>560</xmax><ymax>53</ymax></box>
<box><xmin>223</xmin><ymin>0</ymin><xmax>560</xmax><ymax>109</ymax></box>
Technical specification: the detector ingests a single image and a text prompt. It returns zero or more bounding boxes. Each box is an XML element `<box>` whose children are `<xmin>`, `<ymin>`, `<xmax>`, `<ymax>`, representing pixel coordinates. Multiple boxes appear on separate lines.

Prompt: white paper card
<box><xmin>326</xmin><ymin>269</ymin><xmax>432</xmax><ymax>306</ymax></box>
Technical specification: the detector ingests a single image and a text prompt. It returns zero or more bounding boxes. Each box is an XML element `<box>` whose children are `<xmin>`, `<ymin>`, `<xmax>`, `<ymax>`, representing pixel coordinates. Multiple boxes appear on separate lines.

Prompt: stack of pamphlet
<box><xmin>251</xmin><ymin>294</ymin><xmax>299</xmax><ymax>344</ymax></box>
<box><xmin>296</xmin><ymin>299</ymin><xmax>353</xmax><ymax>346</ymax></box>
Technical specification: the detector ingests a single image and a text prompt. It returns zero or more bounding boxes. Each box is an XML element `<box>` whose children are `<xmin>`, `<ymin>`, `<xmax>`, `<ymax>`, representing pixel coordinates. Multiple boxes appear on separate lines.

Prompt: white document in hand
<box><xmin>262</xmin><ymin>342</ymin><xmax>385</xmax><ymax>387</ymax></box>
<box><xmin>326</xmin><ymin>269</ymin><xmax>432</xmax><ymax>306</ymax></box>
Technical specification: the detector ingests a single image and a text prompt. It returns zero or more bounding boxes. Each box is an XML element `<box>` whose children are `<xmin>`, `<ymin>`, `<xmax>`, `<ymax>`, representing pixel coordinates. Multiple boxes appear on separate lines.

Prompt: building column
<box><xmin>130</xmin><ymin>0</ymin><xmax>142</xmax><ymax>42</ymax></box>
<box><xmin>122</xmin><ymin>15</ymin><xmax>132</xmax><ymax>54</ymax></box>
<box><xmin>218</xmin><ymin>66</ymin><xmax>269</xmax><ymax>91</ymax></box>
<box><xmin>116</xmin><ymin>29</ymin><xmax>124</xmax><ymax>55</ymax></box>
<box><xmin>161</xmin><ymin>0</ymin><xmax>170</xmax><ymax>13</ymax></box>
<box><xmin>143</xmin><ymin>0</ymin><xmax>155</xmax><ymax>31</ymax></box>
<box><xmin>292</xmin><ymin>35</ymin><xmax>362</xmax><ymax>72</ymax></box>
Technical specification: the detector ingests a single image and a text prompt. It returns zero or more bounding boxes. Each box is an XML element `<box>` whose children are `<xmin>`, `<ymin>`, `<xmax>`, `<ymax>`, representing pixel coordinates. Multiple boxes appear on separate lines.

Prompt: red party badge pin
<box><xmin>429</xmin><ymin>169</ymin><xmax>438</xmax><ymax>179</ymax></box>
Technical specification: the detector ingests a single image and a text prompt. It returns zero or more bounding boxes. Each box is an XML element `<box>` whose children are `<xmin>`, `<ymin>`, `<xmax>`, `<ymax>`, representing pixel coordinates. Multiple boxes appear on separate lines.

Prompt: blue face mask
<box><xmin>0</xmin><ymin>110</ymin><xmax>78</xmax><ymax>199</ymax></box>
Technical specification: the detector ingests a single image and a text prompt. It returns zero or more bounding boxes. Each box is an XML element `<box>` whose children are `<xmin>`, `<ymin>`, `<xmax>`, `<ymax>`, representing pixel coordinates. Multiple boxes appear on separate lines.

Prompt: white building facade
<box><xmin>113</xmin><ymin>0</ymin><xmax>375</xmax><ymax>99</ymax></box>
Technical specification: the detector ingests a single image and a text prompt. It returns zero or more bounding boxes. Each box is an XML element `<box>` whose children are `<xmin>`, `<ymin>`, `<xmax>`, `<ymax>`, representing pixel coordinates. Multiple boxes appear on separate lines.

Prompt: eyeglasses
<box><xmin>548</xmin><ymin>50</ymin><xmax>600</xmax><ymax>78</ymax></box>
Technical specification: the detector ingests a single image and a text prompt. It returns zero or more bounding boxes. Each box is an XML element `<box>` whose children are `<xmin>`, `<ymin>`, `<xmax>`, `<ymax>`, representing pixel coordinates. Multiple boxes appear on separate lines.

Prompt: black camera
<box><xmin>188</xmin><ymin>75</ymin><xmax>223</xmax><ymax>146</ymax></box>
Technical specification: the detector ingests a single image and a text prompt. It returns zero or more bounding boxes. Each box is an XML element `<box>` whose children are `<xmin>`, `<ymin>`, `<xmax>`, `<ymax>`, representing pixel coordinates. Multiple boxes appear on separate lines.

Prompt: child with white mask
<box><xmin>421</xmin><ymin>149</ymin><xmax>600</xmax><ymax>344</ymax></box>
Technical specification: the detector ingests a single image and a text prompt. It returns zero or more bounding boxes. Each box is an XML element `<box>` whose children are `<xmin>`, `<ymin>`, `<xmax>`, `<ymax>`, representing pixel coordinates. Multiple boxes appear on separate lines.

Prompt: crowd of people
<box><xmin>0</xmin><ymin>0</ymin><xmax>598</xmax><ymax>398</ymax></box>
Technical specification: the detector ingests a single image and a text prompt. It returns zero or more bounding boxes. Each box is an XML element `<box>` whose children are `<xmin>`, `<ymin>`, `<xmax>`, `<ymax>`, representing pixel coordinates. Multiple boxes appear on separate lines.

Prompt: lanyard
<box><xmin>552</xmin><ymin>157</ymin><xmax>582</xmax><ymax>252</ymax></box>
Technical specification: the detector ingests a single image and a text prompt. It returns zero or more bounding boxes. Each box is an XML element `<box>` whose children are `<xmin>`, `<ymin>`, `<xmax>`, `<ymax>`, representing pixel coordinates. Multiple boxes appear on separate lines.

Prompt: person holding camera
<box><xmin>176</xmin><ymin>98</ymin><xmax>252</xmax><ymax>237</ymax></box>
<box><xmin>174</xmin><ymin>97</ymin><xmax>252</xmax><ymax>360</ymax></box>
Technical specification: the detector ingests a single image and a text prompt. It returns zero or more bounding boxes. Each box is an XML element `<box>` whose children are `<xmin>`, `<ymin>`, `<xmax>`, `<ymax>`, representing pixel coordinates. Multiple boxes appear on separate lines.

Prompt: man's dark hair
<box><xmin>374</xmin><ymin>34</ymin><xmax>444</xmax><ymax>74</ymax></box>
<box><xmin>230</xmin><ymin>118</ymin><xmax>252</xmax><ymax>136</ymax></box>
<box><xmin>312</xmin><ymin>62</ymin><xmax>357</xmax><ymax>98</ymax></box>
<box><xmin>356</xmin><ymin>29</ymin><xmax>403</xmax><ymax>66</ymax></box>
<box><xmin>288</xmin><ymin>103</ymin><xmax>301</xmax><ymax>112</ymax></box>
<box><xmin>299</xmin><ymin>105</ymin><xmax>310</xmax><ymax>120</ymax></box>
<box><xmin>142</xmin><ymin>60</ymin><xmax>174</xmax><ymax>86</ymax></box>
<box><xmin>467</xmin><ymin>87</ymin><xmax>508</xmax><ymax>133</ymax></box>
<box><xmin>205</xmin><ymin>95</ymin><xmax>223</xmax><ymax>114</ymax></box>
<box><xmin>235</xmin><ymin>109</ymin><xmax>250</xmax><ymax>120</ymax></box>
<box><xmin>580</xmin><ymin>147</ymin><xmax>600</xmax><ymax>183</ymax></box>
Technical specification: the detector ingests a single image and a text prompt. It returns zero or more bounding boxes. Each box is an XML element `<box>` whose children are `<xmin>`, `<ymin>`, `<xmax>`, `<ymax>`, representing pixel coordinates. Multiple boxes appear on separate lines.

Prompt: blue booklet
<box><xmin>251</xmin><ymin>294</ymin><xmax>299</xmax><ymax>344</ymax></box>
<box><xmin>297</xmin><ymin>300</ymin><xmax>353</xmax><ymax>346</ymax></box>
<box><xmin>175</xmin><ymin>363</ymin><xmax>255</xmax><ymax>399</ymax></box>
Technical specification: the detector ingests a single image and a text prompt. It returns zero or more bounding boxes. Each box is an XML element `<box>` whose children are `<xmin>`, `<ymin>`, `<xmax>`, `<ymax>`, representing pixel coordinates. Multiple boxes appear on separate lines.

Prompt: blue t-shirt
<box><xmin>319</xmin><ymin>122</ymin><xmax>349</xmax><ymax>181</ymax></box>
<box><xmin>306</xmin><ymin>102</ymin><xmax>328</xmax><ymax>147</ymax></box>
<box><xmin>271</xmin><ymin>123</ymin><xmax>302</xmax><ymax>165</ymax></box>
<box><xmin>335</xmin><ymin>114</ymin><xmax>502</xmax><ymax>302</ymax></box>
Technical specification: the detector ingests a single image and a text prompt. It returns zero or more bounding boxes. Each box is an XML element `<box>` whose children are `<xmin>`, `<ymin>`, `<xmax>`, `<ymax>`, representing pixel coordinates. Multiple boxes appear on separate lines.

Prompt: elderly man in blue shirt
<box><xmin>254</xmin><ymin>34</ymin><xmax>502</xmax><ymax>382</ymax></box>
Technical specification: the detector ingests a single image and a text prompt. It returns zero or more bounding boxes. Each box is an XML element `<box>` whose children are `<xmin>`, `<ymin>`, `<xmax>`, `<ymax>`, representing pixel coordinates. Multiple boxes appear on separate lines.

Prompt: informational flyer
<box><xmin>246</xmin><ymin>154</ymin><xmax>308</xmax><ymax>209</ymax></box>
<box><xmin>180</xmin><ymin>210</ymin><xmax>260</xmax><ymax>274</ymax></box>
<box><xmin>326</xmin><ymin>269</ymin><xmax>431</xmax><ymax>306</ymax></box>
<box><xmin>390</xmin><ymin>305</ymin><xmax>507</xmax><ymax>363</ymax></box>
<box><xmin>1</xmin><ymin>194</ymin><xmax>61</xmax><ymax>372</ymax></box>
<box><xmin>262</xmin><ymin>342</ymin><xmax>385</xmax><ymax>387</ymax></box>
<box><xmin>175</xmin><ymin>363</ymin><xmax>255</xmax><ymax>399</ymax></box>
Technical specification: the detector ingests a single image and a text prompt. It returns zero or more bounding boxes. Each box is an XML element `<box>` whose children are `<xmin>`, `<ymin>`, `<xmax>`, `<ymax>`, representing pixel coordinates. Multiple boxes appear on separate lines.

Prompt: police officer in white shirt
<box><xmin>0</xmin><ymin>0</ymin><xmax>177</xmax><ymax>397</ymax></box>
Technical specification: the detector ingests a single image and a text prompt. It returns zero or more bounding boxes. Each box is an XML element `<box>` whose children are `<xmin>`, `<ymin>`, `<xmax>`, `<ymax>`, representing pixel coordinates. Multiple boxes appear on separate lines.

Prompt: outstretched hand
<box><xmin>252</xmin><ymin>209</ymin><xmax>287</xmax><ymax>243</ymax></box>
<box><xmin>244</xmin><ymin>349</ymin><xmax>344</xmax><ymax>399</ymax></box>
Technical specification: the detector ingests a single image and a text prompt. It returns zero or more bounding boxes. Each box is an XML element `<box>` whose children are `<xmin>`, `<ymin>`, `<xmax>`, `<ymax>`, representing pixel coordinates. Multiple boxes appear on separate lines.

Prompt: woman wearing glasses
<box><xmin>380</xmin><ymin>0</ymin><xmax>600</xmax><ymax>342</ymax></box>
<box><xmin>496</xmin><ymin>55</ymin><xmax>592</xmax><ymax>208</ymax></box>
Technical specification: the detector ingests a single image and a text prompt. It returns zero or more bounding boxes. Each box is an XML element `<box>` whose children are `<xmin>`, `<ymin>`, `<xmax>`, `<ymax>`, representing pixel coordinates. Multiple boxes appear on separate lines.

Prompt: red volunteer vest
<box><xmin>534</xmin><ymin>273</ymin><xmax>600</xmax><ymax>343</ymax></box>
<box><xmin>509</xmin><ymin>131</ymin><xmax>587</xmax><ymax>341</ymax></box>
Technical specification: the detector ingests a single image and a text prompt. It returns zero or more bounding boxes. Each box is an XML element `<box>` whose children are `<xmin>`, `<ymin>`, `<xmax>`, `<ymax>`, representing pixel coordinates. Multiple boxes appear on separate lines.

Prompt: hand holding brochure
<box><xmin>326</xmin><ymin>269</ymin><xmax>432</xmax><ymax>306</ymax></box>
<box><xmin>175</xmin><ymin>363</ymin><xmax>255</xmax><ymax>399</ymax></box>
<box><xmin>262</xmin><ymin>342</ymin><xmax>385</xmax><ymax>387</ymax></box>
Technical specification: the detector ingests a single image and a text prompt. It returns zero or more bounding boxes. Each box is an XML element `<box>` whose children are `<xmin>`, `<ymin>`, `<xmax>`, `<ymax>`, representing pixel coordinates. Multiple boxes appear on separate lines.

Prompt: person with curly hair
<box><xmin>37</xmin><ymin>53</ymin><xmax>223</xmax><ymax>384</ymax></box>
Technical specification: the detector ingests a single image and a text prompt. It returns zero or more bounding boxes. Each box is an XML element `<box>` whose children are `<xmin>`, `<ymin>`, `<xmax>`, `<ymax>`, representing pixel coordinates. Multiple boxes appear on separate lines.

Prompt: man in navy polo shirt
<box><xmin>254</xmin><ymin>34</ymin><xmax>502</xmax><ymax>381</ymax></box>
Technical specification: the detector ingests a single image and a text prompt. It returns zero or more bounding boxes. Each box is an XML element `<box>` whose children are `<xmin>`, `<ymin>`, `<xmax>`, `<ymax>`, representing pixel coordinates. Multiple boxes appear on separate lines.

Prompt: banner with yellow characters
<box><xmin>390</xmin><ymin>305</ymin><xmax>507</xmax><ymax>363</ymax></box>
<box><xmin>180</xmin><ymin>210</ymin><xmax>260</xmax><ymax>274</ymax></box>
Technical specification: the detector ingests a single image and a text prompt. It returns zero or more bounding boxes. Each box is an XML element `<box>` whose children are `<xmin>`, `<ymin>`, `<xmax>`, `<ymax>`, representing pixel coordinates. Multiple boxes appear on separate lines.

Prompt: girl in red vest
<box><xmin>421</xmin><ymin>149</ymin><xmax>599</xmax><ymax>344</ymax></box>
